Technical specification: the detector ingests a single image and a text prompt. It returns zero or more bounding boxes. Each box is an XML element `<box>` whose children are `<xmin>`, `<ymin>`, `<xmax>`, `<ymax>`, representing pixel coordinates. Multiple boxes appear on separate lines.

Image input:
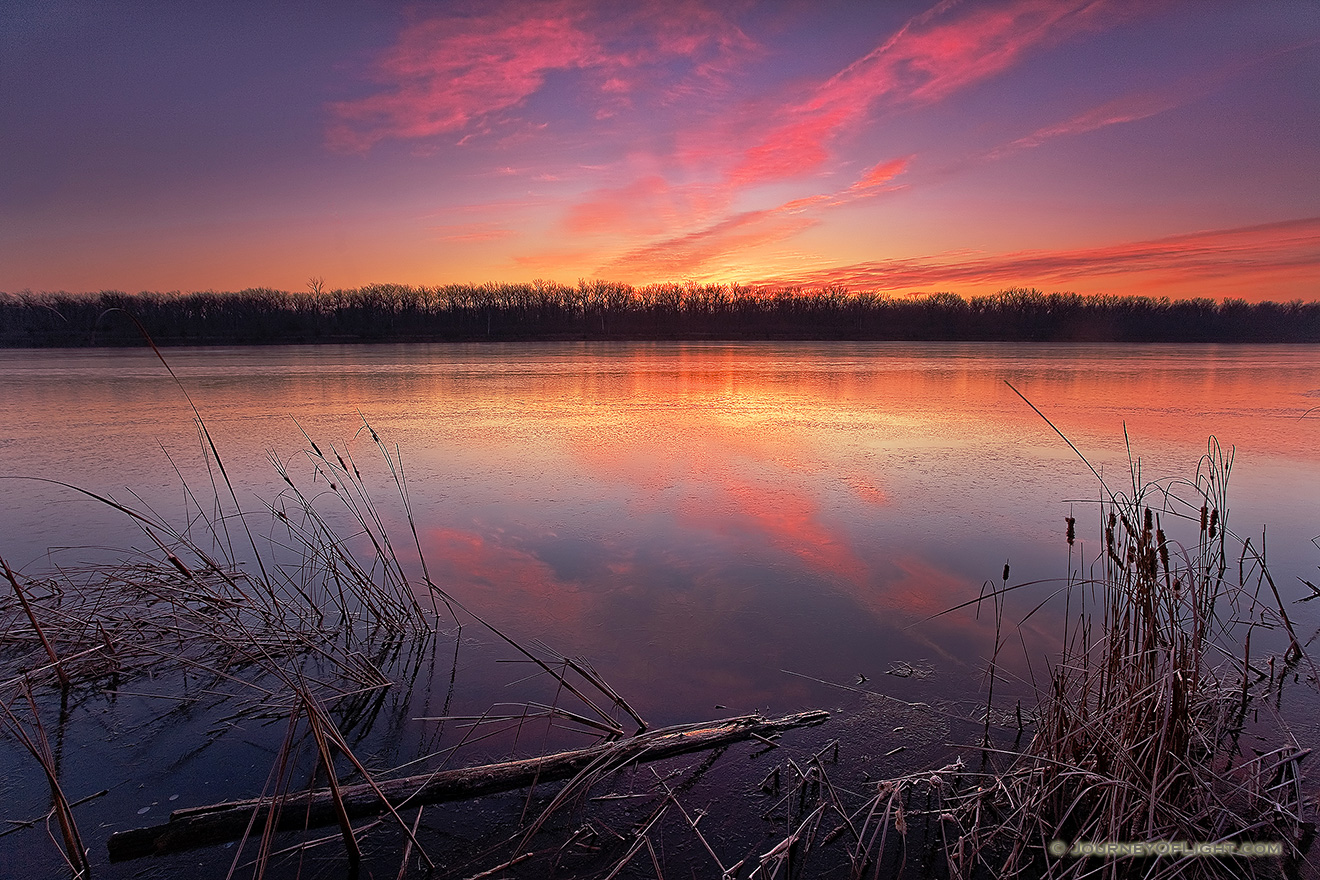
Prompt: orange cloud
<box><xmin>429</xmin><ymin>222</ymin><xmax>515</xmax><ymax>243</ymax></box>
<box><xmin>547</xmin><ymin>0</ymin><xmax>1146</xmax><ymax>279</ymax></box>
<box><xmin>564</xmin><ymin>175</ymin><xmax>684</xmax><ymax>237</ymax></box>
<box><xmin>598</xmin><ymin>207</ymin><xmax>818</xmax><ymax>279</ymax></box>
<box><xmin>769</xmin><ymin>216</ymin><xmax>1320</xmax><ymax>295</ymax></box>
<box><xmin>567</xmin><ymin>169</ymin><xmax>897</xmax><ymax>279</ymax></box>
<box><xmin>851</xmin><ymin>157</ymin><xmax>910</xmax><ymax>192</ymax></box>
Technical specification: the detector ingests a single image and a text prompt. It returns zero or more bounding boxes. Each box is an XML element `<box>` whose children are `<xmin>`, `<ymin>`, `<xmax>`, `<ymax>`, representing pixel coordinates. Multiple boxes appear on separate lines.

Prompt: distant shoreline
<box><xmin>4</xmin><ymin>284</ymin><xmax>1319</xmax><ymax>346</ymax></box>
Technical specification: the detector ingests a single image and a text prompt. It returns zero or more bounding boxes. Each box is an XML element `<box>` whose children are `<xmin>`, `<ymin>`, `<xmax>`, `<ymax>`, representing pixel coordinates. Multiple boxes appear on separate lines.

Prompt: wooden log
<box><xmin>108</xmin><ymin>709</ymin><xmax>828</xmax><ymax>860</ymax></box>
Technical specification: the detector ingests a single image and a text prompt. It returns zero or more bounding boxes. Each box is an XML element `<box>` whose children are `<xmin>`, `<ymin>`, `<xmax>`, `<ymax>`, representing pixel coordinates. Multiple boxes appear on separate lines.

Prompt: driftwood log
<box><xmin>108</xmin><ymin>709</ymin><xmax>828</xmax><ymax>860</ymax></box>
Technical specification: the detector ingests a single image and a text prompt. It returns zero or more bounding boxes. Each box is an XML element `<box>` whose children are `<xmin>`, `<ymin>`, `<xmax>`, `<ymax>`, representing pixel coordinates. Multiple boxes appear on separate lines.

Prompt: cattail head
<box><xmin>1208</xmin><ymin>508</ymin><xmax>1218</xmax><ymax>539</ymax></box>
<box><xmin>1200</xmin><ymin>504</ymin><xmax>1208</xmax><ymax>533</ymax></box>
<box><xmin>1002</xmin><ymin>562</ymin><xmax>1011</xmax><ymax>583</ymax></box>
<box><xmin>1066</xmin><ymin>516</ymin><xmax>1076</xmax><ymax>546</ymax></box>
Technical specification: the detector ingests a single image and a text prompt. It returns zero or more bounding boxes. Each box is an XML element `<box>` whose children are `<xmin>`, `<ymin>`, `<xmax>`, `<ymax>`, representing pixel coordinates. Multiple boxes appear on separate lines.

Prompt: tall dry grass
<box><xmin>0</xmin><ymin>410</ymin><xmax>647</xmax><ymax>875</ymax></box>
<box><xmin>931</xmin><ymin>437</ymin><xmax>1313</xmax><ymax>878</ymax></box>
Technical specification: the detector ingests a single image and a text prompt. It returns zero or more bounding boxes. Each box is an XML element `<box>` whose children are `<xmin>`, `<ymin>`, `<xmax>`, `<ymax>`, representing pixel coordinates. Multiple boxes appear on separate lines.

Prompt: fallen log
<box><xmin>108</xmin><ymin>709</ymin><xmax>828</xmax><ymax>860</ymax></box>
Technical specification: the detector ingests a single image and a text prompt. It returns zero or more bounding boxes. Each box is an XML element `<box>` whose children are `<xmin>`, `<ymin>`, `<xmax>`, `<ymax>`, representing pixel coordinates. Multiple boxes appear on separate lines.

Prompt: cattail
<box><xmin>1200</xmin><ymin>504</ymin><xmax>1208</xmax><ymax>533</ymax></box>
<box><xmin>1156</xmin><ymin>528</ymin><xmax>1169</xmax><ymax>576</ymax></box>
<box><xmin>166</xmin><ymin>552</ymin><xmax>192</xmax><ymax>579</ymax></box>
<box><xmin>1066</xmin><ymin>516</ymin><xmax>1076</xmax><ymax>546</ymax></box>
<box><xmin>1208</xmin><ymin>509</ymin><xmax>1218</xmax><ymax>539</ymax></box>
<box><xmin>1002</xmin><ymin>562</ymin><xmax>1010</xmax><ymax>583</ymax></box>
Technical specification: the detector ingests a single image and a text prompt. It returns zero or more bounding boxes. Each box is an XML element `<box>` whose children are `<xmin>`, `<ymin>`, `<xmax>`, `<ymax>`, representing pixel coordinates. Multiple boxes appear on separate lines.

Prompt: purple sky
<box><xmin>3</xmin><ymin>0</ymin><xmax>1319</xmax><ymax>299</ymax></box>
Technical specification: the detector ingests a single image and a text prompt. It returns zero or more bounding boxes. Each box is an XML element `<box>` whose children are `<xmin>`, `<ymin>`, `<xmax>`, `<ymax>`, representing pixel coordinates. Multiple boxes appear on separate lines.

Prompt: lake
<box><xmin>1</xmin><ymin>341</ymin><xmax>1317</xmax><ymax>875</ymax></box>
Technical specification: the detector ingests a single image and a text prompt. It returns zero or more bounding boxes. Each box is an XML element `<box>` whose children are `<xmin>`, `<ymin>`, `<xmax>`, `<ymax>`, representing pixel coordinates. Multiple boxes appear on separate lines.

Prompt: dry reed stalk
<box><xmin>952</xmin><ymin>428</ymin><xmax>1311</xmax><ymax>877</ymax></box>
<box><xmin>2</xmin><ymin>558</ymin><xmax>69</xmax><ymax>688</ymax></box>
<box><xmin>752</xmin><ymin>802</ymin><xmax>827</xmax><ymax>879</ymax></box>
<box><xmin>0</xmin><ymin>681</ymin><xmax>90</xmax><ymax>877</ymax></box>
<box><xmin>647</xmin><ymin>766</ymin><xmax>728</xmax><ymax>876</ymax></box>
<box><xmin>229</xmin><ymin>699</ymin><xmax>303</xmax><ymax>880</ymax></box>
<box><xmin>395</xmin><ymin>806</ymin><xmax>423</xmax><ymax>880</ymax></box>
<box><xmin>600</xmin><ymin>799</ymin><xmax>670</xmax><ymax>880</ymax></box>
<box><xmin>304</xmin><ymin>695</ymin><xmax>361</xmax><ymax>864</ymax></box>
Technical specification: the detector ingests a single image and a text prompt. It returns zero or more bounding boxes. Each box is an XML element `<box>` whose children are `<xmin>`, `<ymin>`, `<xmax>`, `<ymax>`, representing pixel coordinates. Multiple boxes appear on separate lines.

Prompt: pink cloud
<box><xmin>727</xmin><ymin>0</ymin><xmax>1149</xmax><ymax>186</ymax></box>
<box><xmin>327</xmin><ymin>0</ymin><xmax>755</xmax><ymax>153</ymax></box>
<box><xmin>995</xmin><ymin>89</ymin><xmax>1186</xmax><ymax>157</ymax></box>
<box><xmin>728</xmin><ymin>111</ymin><xmax>845</xmax><ymax>186</ymax></box>
<box><xmin>768</xmin><ymin>216</ymin><xmax>1320</xmax><ymax>293</ymax></box>
<box><xmin>987</xmin><ymin>38</ymin><xmax>1320</xmax><ymax>160</ymax></box>
<box><xmin>327</xmin><ymin>3</ymin><xmax>601</xmax><ymax>153</ymax></box>
<box><xmin>563</xmin><ymin>172</ymin><xmax>741</xmax><ymax>239</ymax></box>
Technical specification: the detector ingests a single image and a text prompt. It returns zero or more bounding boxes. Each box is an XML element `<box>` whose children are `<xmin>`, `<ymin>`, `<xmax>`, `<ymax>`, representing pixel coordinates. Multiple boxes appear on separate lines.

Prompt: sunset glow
<box><xmin>3</xmin><ymin>1</ymin><xmax>1318</xmax><ymax>300</ymax></box>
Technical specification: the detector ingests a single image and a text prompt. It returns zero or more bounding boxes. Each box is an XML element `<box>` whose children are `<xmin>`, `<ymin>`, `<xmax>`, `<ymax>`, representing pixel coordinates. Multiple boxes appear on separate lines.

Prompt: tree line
<box><xmin>2</xmin><ymin>282</ymin><xmax>1318</xmax><ymax>345</ymax></box>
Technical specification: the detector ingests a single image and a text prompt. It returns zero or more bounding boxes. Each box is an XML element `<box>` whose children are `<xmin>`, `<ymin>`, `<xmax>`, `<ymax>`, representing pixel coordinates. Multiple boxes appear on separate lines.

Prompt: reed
<box><xmin>0</xmin><ymin>681</ymin><xmax>90</xmax><ymax>877</ymax></box>
<box><xmin>0</xmin><ymin>407</ymin><xmax>657</xmax><ymax>874</ymax></box>
<box><xmin>737</xmin><ymin>430</ymin><xmax>1315</xmax><ymax>880</ymax></box>
<box><xmin>907</xmin><ymin>436</ymin><xmax>1313</xmax><ymax>878</ymax></box>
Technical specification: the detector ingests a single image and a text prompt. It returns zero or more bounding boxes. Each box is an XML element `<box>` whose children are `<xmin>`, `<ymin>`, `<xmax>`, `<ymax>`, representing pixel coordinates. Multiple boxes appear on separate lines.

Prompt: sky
<box><xmin>2</xmin><ymin>0</ymin><xmax>1319</xmax><ymax>301</ymax></box>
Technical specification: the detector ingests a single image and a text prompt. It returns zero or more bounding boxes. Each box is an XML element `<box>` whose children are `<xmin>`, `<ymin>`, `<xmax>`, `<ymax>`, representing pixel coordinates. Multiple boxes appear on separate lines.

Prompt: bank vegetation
<box><xmin>3</xmin><ymin>283</ymin><xmax>1320</xmax><ymax>345</ymax></box>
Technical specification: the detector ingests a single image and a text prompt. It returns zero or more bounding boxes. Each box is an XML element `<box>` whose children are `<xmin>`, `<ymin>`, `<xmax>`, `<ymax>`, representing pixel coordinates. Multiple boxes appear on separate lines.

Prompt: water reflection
<box><xmin>1</xmin><ymin>342</ymin><xmax>1318</xmax><ymax>725</ymax></box>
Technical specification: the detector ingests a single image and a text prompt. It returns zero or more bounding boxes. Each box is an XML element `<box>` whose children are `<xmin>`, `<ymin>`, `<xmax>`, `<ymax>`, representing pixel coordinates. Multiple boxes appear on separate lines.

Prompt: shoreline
<box><xmin>5</xmin><ymin>286</ymin><xmax>1320</xmax><ymax>346</ymax></box>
